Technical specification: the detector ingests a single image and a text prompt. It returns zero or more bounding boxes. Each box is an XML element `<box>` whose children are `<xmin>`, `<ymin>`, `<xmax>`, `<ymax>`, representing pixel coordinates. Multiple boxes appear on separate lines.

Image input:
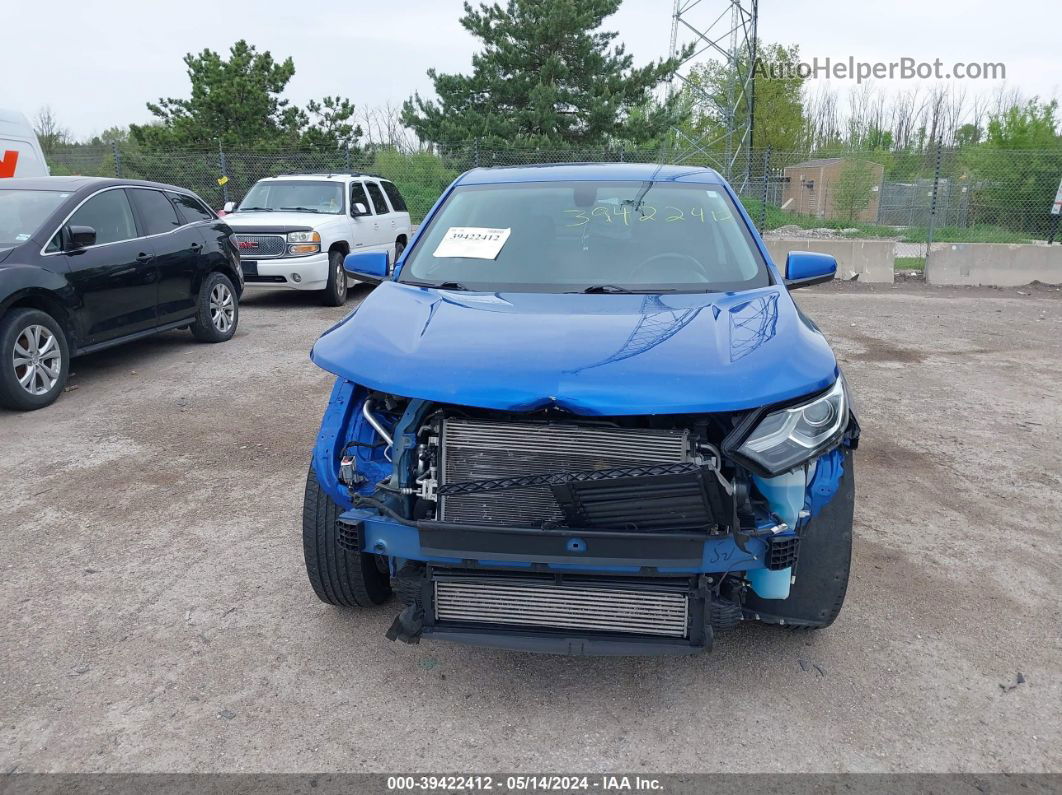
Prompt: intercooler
<box><xmin>433</xmin><ymin>575</ymin><xmax>690</xmax><ymax>638</ymax></box>
<box><xmin>438</xmin><ymin>418</ymin><xmax>691</xmax><ymax>528</ymax></box>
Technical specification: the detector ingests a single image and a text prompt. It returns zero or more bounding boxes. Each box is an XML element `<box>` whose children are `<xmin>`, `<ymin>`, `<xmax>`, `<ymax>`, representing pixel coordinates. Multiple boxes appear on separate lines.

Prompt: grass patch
<box><xmin>741</xmin><ymin>198</ymin><xmax>903</xmax><ymax>238</ymax></box>
<box><xmin>742</xmin><ymin>199</ymin><xmax>1036</xmax><ymax>244</ymax></box>
<box><xmin>897</xmin><ymin>224</ymin><xmax>1032</xmax><ymax>244</ymax></box>
<box><xmin>894</xmin><ymin>256</ymin><xmax>926</xmax><ymax>271</ymax></box>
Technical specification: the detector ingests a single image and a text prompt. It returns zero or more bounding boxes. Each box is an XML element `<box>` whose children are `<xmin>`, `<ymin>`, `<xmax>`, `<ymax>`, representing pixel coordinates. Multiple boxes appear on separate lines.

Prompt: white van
<box><xmin>0</xmin><ymin>110</ymin><xmax>49</xmax><ymax>179</ymax></box>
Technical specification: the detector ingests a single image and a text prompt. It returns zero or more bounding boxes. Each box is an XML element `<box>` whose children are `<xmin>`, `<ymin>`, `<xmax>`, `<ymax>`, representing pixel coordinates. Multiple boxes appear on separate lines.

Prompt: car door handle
<box><xmin>190</xmin><ymin>242</ymin><xmax>203</xmax><ymax>252</ymax></box>
<box><xmin>136</xmin><ymin>252</ymin><xmax>154</xmax><ymax>263</ymax></box>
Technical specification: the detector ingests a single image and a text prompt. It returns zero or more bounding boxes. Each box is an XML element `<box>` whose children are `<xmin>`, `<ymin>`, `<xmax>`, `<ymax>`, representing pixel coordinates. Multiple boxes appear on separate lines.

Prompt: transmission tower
<box><xmin>667</xmin><ymin>0</ymin><xmax>759</xmax><ymax>188</ymax></box>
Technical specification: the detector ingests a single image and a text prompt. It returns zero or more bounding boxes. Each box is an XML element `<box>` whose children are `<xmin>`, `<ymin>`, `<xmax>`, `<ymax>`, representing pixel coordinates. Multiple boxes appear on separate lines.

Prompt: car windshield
<box><xmin>399</xmin><ymin>181</ymin><xmax>770</xmax><ymax>293</ymax></box>
<box><xmin>0</xmin><ymin>190</ymin><xmax>70</xmax><ymax>247</ymax></box>
<box><xmin>237</xmin><ymin>181</ymin><xmax>343</xmax><ymax>214</ymax></box>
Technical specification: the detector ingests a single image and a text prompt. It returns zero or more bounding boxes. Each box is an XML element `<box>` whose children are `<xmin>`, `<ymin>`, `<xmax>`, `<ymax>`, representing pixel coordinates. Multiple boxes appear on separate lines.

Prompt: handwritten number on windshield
<box><xmin>564</xmin><ymin>205</ymin><xmax>707</xmax><ymax>226</ymax></box>
<box><xmin>563</xmin><ymin>209</ymin><xmax>590</xmax><ymax>226</ymax></box>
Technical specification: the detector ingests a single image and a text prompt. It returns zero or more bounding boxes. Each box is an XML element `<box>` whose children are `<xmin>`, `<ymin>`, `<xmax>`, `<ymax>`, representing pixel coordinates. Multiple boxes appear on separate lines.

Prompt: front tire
<box><xmin>0</xmin><ymin>308</ymin><xmax>70</xmax><ymax>411</ymax></box>
<box><xmin>321</xmin><ymin>250</ymin><xmax>348</xmax><ymax>306</ymax></box>
<box><xmin>302</xmin><ymin>465</ymin><xmax>392</xmax><ymax>607</ymax></box>
<box><xmin>191</xmin><ymin>272</ymin><xmax>239</xmax><ymax>343</ymax></box>
<box><xmin>744</xmin><ymin>449</ymin><xmax>855</xmax><ymax>629</ymax></box>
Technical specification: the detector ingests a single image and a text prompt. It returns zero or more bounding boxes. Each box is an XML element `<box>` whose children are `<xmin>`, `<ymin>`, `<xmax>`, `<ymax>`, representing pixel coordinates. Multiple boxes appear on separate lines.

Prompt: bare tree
<box><xmin>942</xmin><ymin>85</ymin><xmax>968</xmax><ymax>145</ymax></box>
<box><xmin>990</xmin><ymin>84</ymin><xmax>1024</xmax><ymax>118</ymax></box>
<box><xmin>359</xmin><ymin>102</ymin><xmax>418</xmax><ymax>153</ymax></box>
<box><xmin>846</xmin><ymin>82</ymin><xmax>874</xmax><ymax>147</ymax></box>
<box><xmin>891</xmin><ymin>87</ymin><xmax>924</xmax><ymax>151</ymax></box>
<box><xmin>803</xmin><ymin>84</ymin><xmax>841</xmax><ymax>150</ymax></box>
<box><xmin>33</xmin><ymin>106</ymin><xmax>70</xmax><ymax>153</ymax></box>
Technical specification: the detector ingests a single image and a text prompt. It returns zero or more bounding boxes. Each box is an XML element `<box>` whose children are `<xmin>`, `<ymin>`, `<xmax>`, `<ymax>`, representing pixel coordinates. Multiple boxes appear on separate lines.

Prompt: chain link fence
<box><xmin>48</xmin><ymin>141</ymin><xmax>1062</xmax><ymax>269</ymax></box>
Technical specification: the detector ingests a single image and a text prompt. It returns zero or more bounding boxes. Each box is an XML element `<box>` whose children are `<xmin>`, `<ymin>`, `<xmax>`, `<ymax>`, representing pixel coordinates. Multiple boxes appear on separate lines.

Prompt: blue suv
<box><xmin>303</xmin><ymin>163</ymin><xmax>860</xmax><ymax>655</ymax></box>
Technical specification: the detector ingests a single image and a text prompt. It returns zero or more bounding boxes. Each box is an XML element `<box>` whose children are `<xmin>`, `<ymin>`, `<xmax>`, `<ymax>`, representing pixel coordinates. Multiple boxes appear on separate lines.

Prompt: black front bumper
<box><xmin>417</xmin><ymin>519</ymin><xmax>714</xmax><ymax>568</ymax></box>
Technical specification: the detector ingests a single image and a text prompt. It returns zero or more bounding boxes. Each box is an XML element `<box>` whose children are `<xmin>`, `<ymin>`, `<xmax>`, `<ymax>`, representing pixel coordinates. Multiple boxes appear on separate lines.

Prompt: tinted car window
<box><xmin>381</xmin><ymin>181</ymin><xmax>407</xmax><ymax>212</ymax></box>
<box><xmin>350</xmin><ymin>183</ymin><xmax>370</xmax><ymax>215</ymax></box>
<box><xmin>170</xmin><ymin>192</ymin><xmax>215</xmax><ymax>223</ymax></box>
<box><xmin>68</xmin><ymin>189</ymin><xmax>137</xmax><ymax>246</ymax></box>
<box><xmin>131</xmin><ymin>189</ymin><xmax>181</xmax><ymax>236</ymax></box>
<box><xmin>365</xmin><ymin>181</ymin><xmax>390</xmax><ymax>214</ymax></box>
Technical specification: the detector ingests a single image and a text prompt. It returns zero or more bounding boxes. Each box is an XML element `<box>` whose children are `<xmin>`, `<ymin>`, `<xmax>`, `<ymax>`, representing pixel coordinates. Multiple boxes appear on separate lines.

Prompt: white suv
<box><xmin>223</xmin><ymin>173</ymin><xmax>412</xmax><ymax>305</ymax></box>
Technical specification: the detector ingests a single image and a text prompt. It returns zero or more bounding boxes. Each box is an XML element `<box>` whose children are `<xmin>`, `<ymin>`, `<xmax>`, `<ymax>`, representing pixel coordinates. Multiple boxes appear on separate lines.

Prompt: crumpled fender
<box><xmin>311</xmin><ymin>379</ymin><xmax>363</xmax><ymax>508</ymax></box>
<box><xmin>806</xmin><ymin>447</ymin><xmax>846</xmax><ymax>517</ymax></box>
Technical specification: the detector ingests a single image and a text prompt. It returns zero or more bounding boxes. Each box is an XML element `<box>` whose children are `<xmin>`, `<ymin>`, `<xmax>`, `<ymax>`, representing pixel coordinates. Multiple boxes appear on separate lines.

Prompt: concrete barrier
<box><xmin>764</xmin><ymin>238</ymin><xmax>894</xmax><ymax>283</ymax></box>
<box><xmin>927</xmin><ymin>243</ymin><xmax>1062</xmax><ymax>287</ymax></box>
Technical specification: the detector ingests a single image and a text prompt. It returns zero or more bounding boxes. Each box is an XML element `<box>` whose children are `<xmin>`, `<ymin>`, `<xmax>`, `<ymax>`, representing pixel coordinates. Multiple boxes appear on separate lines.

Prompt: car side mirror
<box><xmin>67</xmin><ymin>225</ymin><xmax>97</xmax><ymax>250</ymax></box>
<box><xmin>223</xmin><ymin>201</ymin><xmax>235</xmax><ymax>213</ymax></box>
<box><xmin>352</xmin><ymin>202</ymin><xmax>369</xmax><ymax>217</ymax></box>
<box><xmin>784</xmin><ymin>251</ymin><xmax>836</xmax><ymax>289</ymax></box>
<box><xmin>344</xmin><ymin>251</ymin><xmax>389</xmax><ymax>280</ymax></box>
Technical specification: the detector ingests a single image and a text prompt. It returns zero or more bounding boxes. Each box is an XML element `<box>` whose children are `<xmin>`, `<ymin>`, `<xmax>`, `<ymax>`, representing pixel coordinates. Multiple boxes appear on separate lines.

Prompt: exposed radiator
<box><xmin>433</xmin><ymin>576</ymin><xmax>690</xmax><ymax>638</ymax></box>
<box><xmin>439</xmin><ymin>418</ymin><xmax>690</xmax><ymax>527</ymax></box>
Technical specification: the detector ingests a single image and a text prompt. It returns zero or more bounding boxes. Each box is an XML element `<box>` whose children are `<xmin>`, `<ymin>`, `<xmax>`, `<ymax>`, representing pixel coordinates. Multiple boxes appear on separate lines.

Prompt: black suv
<box><xmin>0</xmin><ymin>177</ymin><xmax>243</xmax><ymax>410</ymax></box>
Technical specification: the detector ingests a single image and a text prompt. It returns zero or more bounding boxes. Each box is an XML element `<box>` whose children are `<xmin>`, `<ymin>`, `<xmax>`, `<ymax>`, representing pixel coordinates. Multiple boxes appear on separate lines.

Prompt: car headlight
<box><xmin>287</xmin><ymin>231</ymin><xmax>321</xmax><ymax>243</ymax></box>
<box><xmin>737</xmin><ymin>379</ymin><xmax>848</xmax><ymax>474</ymax></box>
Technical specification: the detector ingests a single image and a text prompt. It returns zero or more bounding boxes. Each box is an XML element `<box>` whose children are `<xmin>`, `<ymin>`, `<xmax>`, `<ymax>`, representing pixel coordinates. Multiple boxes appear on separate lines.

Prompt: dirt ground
<box><xmin>1</xmin><ymin>280</ymin><xmax>1060</xmax><ymax>774</ymax></box>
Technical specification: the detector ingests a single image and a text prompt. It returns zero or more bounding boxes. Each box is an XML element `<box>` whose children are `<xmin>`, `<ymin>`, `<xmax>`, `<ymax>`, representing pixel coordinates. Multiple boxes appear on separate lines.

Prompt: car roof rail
<box><xmin>269</xmin><ymin>172</ymin><xmax>386</xmax><ymax>180</ymax></box>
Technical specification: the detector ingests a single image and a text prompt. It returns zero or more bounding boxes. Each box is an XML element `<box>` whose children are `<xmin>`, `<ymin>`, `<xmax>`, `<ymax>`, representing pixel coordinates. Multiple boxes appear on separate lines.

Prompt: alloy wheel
<box><xmin>335</xmin><ymin>257</ymin><xmax>347</xmax><ymax>300</ymax></box>
<box><xmin>12</xmin><ymin>324</ymin><xmax>62</xmax><ymax>397</ymax></box>
<box><xmin>209</xmin><ymin>283</ymin><xmax>235</xmax><ymax>333</ymax></box>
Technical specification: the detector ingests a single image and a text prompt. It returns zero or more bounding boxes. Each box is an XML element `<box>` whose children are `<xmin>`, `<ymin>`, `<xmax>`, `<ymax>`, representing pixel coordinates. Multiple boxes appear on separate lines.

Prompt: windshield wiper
<box><xmin>280</xmin><ymin>206</ymin><xmax>322</xmax><ymax>213</ymax></box>
<box><xmin>576</xmin><ymin>284</ymin><xmax>680</xmax><ymax>294</ymax></box>
<box><xmin>404</xmin><ymin>280</ymin><xmax>470</xmax><ymax>291</ymax></box>
<box><xmin>237</xmin><ymin>206</ymin><xmax>273</xmax><ymax>212</ymax></box>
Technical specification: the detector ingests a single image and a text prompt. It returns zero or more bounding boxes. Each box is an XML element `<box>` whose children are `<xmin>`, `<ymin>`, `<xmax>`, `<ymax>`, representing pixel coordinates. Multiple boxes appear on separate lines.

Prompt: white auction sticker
<box><xmin>433</xmin><ymin>227</ymin><xmax>511</xmax><ymax>259</ymax></box>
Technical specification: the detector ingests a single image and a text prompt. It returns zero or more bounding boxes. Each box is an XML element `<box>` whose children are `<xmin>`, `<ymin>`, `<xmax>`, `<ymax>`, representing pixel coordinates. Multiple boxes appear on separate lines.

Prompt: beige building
<box><xmin>781</xmin><ymin>157</ymin><xmax>885</xmax><ymax>223</ymax></box>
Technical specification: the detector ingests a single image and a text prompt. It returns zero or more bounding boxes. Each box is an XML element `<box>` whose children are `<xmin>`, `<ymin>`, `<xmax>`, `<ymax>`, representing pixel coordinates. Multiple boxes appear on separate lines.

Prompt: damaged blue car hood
<box><xmin>311</xmin><ymin>281</ymin><xmax>838</xmax><ymax>415</ymax></box>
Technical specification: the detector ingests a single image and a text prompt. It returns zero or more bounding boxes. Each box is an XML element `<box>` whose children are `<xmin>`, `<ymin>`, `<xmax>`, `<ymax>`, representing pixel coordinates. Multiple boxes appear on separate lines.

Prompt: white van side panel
<box><xmin>0</xmin><ymin>109</ymin><xmax>50</xmax><ymax>179</ymax></box>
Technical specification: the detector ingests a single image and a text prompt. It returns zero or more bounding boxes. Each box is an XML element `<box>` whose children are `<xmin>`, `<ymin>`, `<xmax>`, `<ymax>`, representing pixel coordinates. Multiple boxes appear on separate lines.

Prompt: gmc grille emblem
<box><xmin>238</xmin><ymin>241</ymin><xmax>258</xmax><ymax>250</ymax></box>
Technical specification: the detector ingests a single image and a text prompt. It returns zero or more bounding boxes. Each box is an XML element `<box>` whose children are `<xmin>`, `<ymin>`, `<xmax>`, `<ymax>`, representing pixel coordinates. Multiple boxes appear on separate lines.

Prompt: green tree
<box><xmin>953</xmin><ymin>123</ymin><xmax>982</xmax><ymax>148</ymax></box>
<box><xmin>130</xmin><ymin>40</ymin><xmax>360</xmax><ymax>151</ymax></box>
<box><xmin>963</xmin><ymin>98</ymin><xmax>1062</xmax><ymax>237</ymax></box>
<box><xmin>301</xmin><ymin>96</ymin><xmax>363</xmax><ymax>150</ymax></box>
<box><xmin>832</xmin><ymin>160</ymin><xmax>878</xmax><ymax>222</ymax></box>
<box><xmin>88</xmin><ymin>126</ymin><xmax>131</xmax><ymax>146</ymax></box>
<box><xmin>678</xmin><ymin>42</ymin><xmax>806</xmax><ymax>154</ymax></box>
<box><xmin>371</xmin><ymin>149</ymin><xmax>459</xmax><ymax>222</ymax></box>
<box><xmin>402</xmin><ymin>0</ymin><xmax>688</xmax><ymax>148</ymax></box>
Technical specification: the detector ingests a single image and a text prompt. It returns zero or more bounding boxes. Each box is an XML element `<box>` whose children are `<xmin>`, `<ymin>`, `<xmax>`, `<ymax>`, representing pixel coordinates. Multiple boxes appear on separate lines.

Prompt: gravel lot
<box><xmin>2</xmin><ymin>281</ymin><xmax>1060</xmax><ymax>774</ymax></box>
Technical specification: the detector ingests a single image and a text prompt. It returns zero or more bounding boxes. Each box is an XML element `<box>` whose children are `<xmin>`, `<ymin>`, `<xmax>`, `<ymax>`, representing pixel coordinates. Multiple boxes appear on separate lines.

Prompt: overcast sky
<box><xmin>5</xmin><ymin>0</ymin><xmax>1059</xmax><ymax>140</ymax></box>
